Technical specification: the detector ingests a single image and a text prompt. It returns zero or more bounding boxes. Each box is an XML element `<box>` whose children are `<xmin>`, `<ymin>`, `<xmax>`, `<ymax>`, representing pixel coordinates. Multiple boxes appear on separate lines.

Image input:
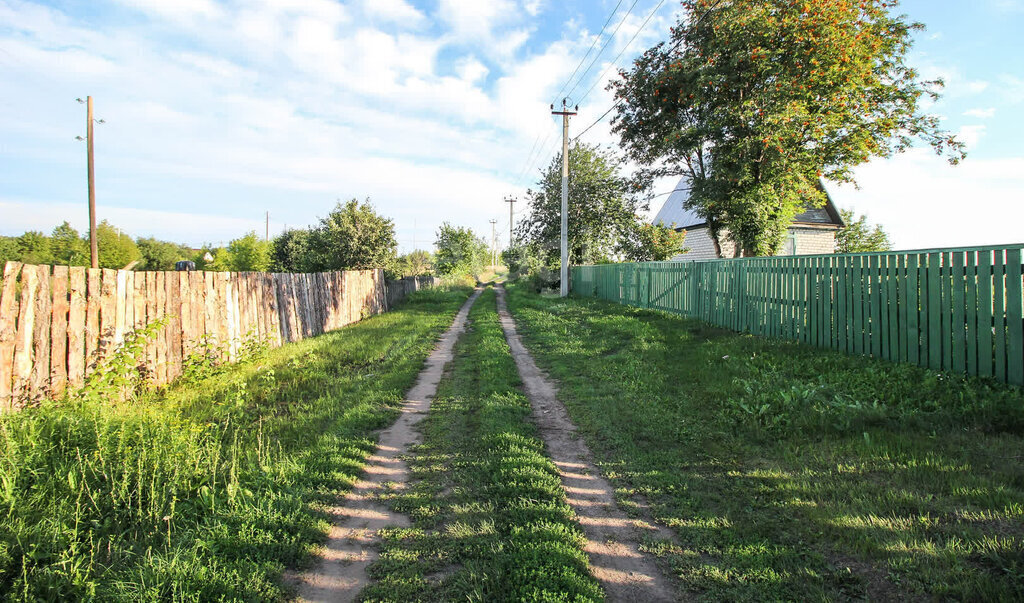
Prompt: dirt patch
<box><xmin>495</xmin><ymin>286</ymin><xmax>683</xmax><ymax>602</ymax></box>
<box><xmin>294</xmin><ymin>289</ymin><xmax>482</xmax><ymax>603</ymax></box>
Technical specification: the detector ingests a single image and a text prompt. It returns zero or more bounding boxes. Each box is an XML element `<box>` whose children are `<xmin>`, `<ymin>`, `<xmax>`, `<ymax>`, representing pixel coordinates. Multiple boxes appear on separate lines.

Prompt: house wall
<box><xmin>671</xmin><ymin>226</ymin><xmax>837</xmax><ymax>261</ymax></box>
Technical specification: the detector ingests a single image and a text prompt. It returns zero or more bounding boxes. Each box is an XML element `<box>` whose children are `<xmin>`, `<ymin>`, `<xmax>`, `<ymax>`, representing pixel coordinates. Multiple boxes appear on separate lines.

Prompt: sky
<box><xmin>0</xmin><ymin>0</ymin><xmax>1022</xmax><ymax>254</ymax></box>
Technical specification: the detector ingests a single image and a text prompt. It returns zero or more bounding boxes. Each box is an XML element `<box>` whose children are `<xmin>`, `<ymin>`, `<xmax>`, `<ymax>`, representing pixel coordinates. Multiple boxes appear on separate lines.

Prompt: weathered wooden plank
<box><xmin>67</xmin><ymin>267</ymin><xmax>87</xmax><ymax>389</ymax></box>
<box><xmin>190</xmin><ymin>271</ymin><xmax>205</xmax><ymax>357</ymax></box>
<box><xmin>85</xmin><ymin>268</ymin><xmax>102</xmax><ymax>371</ymax></box>
<box><xmin>11</xmin><ymin>266</ymin><xmax>38</xmax><ymax>404</ymax></box>
<box><xmin>49</xmin><ymin>266</ymin><xmax>70</xmax><ymax>397</ymax></box>
<box><xmin>266</xmin><ymin>273</ymin><xmax>281</xmax><ymax>346</ymax></box>
<box><xmin>179</xmin><ymin>271</ymin><xmax>193</xmax><ymax>364</ymax></box>
<box><xmin>99</xmin><ymin>269</ymin><xmax>117</xmax><ymax>368</ymax></box>
<box><xmin>154</xmin><ymin>271</ymin><xmax>167</xmax><ymax>385</ymax></box>
<box><xmin>0</xmin><ymin>262</ymin><xmax>24</xmax><ymax>410</ymax></box>
<box><xmin>168</xmin><ymin>271</ymin><xmax>183</xmax><ymax>381</ymax></box>
<box><xmin>203</xmin><ymin>271</ymin><xmax>218</xmax><ymax>354</ymax></box>
<box><xmin>114</xmin><ymin>270</ymin><xmax>127</xmax><ymax>348</ymax></box>
<box><xmin>123</xmin><ymin>271</ymin><xmax>134</xmax><ymax>345</ymax></box>
<box><xmin>29</xmin><ymin>265</ymin><xmax>52</xmax><ymax>401</ymax></box>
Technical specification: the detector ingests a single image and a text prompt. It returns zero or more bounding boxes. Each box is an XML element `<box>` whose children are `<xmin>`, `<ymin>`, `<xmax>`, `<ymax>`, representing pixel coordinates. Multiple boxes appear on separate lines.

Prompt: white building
<box><xmin>652</xmin><ymin>178</ymin><xmax>845</xmax><ymax>261</ymax></box>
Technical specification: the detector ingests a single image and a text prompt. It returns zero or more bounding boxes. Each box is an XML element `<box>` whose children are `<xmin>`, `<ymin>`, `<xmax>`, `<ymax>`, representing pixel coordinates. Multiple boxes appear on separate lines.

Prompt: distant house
<box><xmin>652</xmin><ymin>177</ymin><xmax>845</xmax><ymax>261</ymax></box>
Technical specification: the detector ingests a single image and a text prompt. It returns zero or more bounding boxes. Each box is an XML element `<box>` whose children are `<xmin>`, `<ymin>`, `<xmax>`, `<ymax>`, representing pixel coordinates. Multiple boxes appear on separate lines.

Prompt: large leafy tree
<box><xmin>270</xmin><ymin>229</ymin><xmax>312</xmax><ymax>273</ymax></box>
<box><xmin>51</xmin><ymin>222</ymin><xmax>89</xmax><ymax>266</ymax></box>
<box><xmin>518</xmin><ymin>143</ymin><xmax>669</xmax><ymax>265</ymax></box>
<box><xmin>434</xmin><ymin>223</ymin><xmax>487</xmax><ymax>277</ymax></box>
<box><xmin>836</xmin><ymin>209</ymin><xmax>892</xmax><ymax>253</ymax></box>
<box><xmin>305</xmin><ymin>199</ymin><xmax>397</xmax><ymax>272</ymax></box>
<box><xmin>96</xmin><ymin>221</ymin><xmax>141</xmax><ymax>269</ymax></box>
<box><xmin>135</xmin><ymin>236</ymin><xmax>191</xmax><ymax>270</ymax></box>
<box><xmin>612</xmin><ymin>0</ymin><xmax>964</xmax><ymax>257</ymax></box>
<box><xmin>226</xmin><ymin>231</ymin><xmax>272</xmax><ymax>272</ymax></box>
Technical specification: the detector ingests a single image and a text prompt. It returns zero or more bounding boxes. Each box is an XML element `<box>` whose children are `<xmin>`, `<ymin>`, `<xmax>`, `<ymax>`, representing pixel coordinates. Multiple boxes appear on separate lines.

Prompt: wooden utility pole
<box><xmin>265</xmin><ymin>211</ymin><xmax>270</xmax><ymax>241</ymax></box>
<box><xmin>504</xmin><ymin>196</ymin><xmax>517</xmax><ymax>249</ymax></box>
<box><xmin>489</xmin><ymin>219</ymin><xmax>498</xmax><ymax>267</ymax></box>
<box><xmin>85</xmin><ymin>96</ymin><xmax>98</xmax><ymax>268</ymax></box>
<box><xmin>551</xmin><ymin>100</ymin><xmax>577</xmax><ymax>297</ymax></box>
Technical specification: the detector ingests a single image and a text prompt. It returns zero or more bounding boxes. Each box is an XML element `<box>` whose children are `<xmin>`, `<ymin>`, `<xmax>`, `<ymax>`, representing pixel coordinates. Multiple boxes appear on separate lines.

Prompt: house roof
<box><xmin>652</xmin><ymin>177</ymin><xmax>845</xmax><ymax>230</ymax></box>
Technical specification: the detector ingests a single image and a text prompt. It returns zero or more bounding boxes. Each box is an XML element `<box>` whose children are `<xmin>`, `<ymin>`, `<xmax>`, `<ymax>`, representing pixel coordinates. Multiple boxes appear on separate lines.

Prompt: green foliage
<box><xmin>135</xmin><ymin>237</ymin><xmax>191</xmax><ymax>271</ymax></box>
<box><xmin>506</xmin><ymin>284</ymin><xmax>1024</xmax><ymax>601</ymax></box>
<box><xmin>50</xmin><ymin>222</ymin><xmax>89</xmax><ymax>266</ymax></box>
<box><xmin>517</xmin><ymin>143</ymin><xmax>640</xmax><ymax>266</ymax></box>
<box><xmin>612</xmin><ymin>0</ymin><xmax>965</xmax><ymax>256</ymax></box>
<box><xmin>303</xmin><ymin>199</ymin><xmax>398</xmax><ymax>272</ymax></box>
<box><xmin>96</xmin><ymin>221</ymin><xmax>141</xmax><ymax>269</ymax></box>
<box><xmin>395</xmin><ymin>249</ymin><xmax>432</xmax><ymax>277</ymax></box>
<box><xmin>364</xmin><ymin>289</ymin><xmax>602</xmax><ymax>602</ymax></box>
<box><xmin>226</xmin><ymin>231</ymin><xmax>271</xmax><ymax>272</ymax></box>
<box><xmin>434</xmin><ymin>223</ymin><xmax>488</xmax><ymax>277</ymax></box>
<box><xmin>14</xmin><ymin>231</ymin><xmax>51</xmax><ymax>265</ymax></box>
<box><xmin>836</xmin><ymin>209</ymin><xmax>893</xmax><ymax>253</ymax></box>
<box><xmin>616</xmin><ymin>221</ymin><xmax>688</xmax><ymax>262</ymax></box>
<box><xmin>270</xmin><ymin>229</ymin><xmax>312</xmax><ymax>273</ymax></box>
<box><xmin>0</xmin><ymin>287</ymin><xmax>472</xmax><ymax>600</ymax></box>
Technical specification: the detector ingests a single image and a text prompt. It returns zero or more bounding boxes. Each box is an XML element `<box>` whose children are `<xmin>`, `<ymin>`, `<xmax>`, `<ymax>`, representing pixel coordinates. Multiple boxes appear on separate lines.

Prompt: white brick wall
<box><xmin>671</xmin><ymin>226</ymin><xmax>837</xmax><ymax>260</ymax></box>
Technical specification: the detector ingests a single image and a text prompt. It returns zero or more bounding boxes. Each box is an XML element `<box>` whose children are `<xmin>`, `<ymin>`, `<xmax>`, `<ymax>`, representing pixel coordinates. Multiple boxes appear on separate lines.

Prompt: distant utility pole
<box><xmin>265</xmin><ymin>211</ymin><xmax>270</xmax><ymax>242</ymax></box>
<box><xmin>551</xmin><ymin>99</ymin><xmax>577</xmax><ymax>297</ymax></box>
<box><xmin>504</xmin><ymin>196</ymin><xmax>517</xmax><ymax>249</ymax></box>
<box><xmin>76</xmin><ymin>96</ymin><xmax>104</xmax><ymax>269</ymax></box>
<box><xmin>489</xmin><ymin>219</ymin><xmax>498</xmax><ymax>267</ymax></box>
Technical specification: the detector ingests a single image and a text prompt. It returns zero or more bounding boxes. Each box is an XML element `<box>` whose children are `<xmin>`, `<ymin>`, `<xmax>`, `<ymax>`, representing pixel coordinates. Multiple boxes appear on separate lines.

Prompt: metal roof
<box><xmin>652</xmin><ymin>177</ymin><xmax>845</xmax><ymax>230</ymax></box>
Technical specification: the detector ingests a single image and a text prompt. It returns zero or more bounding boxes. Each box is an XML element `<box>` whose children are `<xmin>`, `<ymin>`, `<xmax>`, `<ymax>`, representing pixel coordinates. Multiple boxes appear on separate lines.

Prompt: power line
<box><xmin>576</xmin><ymin>0</ymin><xmax>669</xmax><ymax>106</ymax></box>
<box><xmin>573</xmin><ymin>102</ymin><xmax>622</xmax><ymax>142</ymax></box>
<box><xmin>564</xmin><ymin>0</ymin><xmax>641</xmax><ymax>101</ymax></box>
<box><xmin>554</xmin><ymin>0</ymin><xmax>626</xmax><ymax>101</ymax></box>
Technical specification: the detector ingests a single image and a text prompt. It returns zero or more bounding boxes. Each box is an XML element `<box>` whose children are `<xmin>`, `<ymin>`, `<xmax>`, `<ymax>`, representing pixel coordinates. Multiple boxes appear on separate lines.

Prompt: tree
<box><xmin>516</xmin><ymin>143</ymin><xmax>642</xmax><ymax>266</ymax></box>
<box><xmin>96</xmin><ymin>221</ymin><xmax>140</xmax><ymax>269</ymax></box>
<box><xmin>136</xmin><ymin>237</ymin><xmax>191</xmax><ymax>271</ymax></box>
<box><xmin>226</xmin><ymin>231</ymin><xmax>271</xmax><ymax>271</ymax></box>
<box><xmin>15</xmin><ymin>231</ymin><xmax>52</xmax><ymax>265</ymax></box>
<box><xmin>397</xmin><ymin>250</ymin><xmax>432</xmax><ymax>277</ymax></box>
<box><xmin>612</xmin><ymin>0</ymin><xmax>964</xmax><ymax>257</ymax></box>
<box><xmin>836</xmin><ymin>209</ymin><xmax>892</xmax><ymax>253</ymax></box>
<box><xmin>617</xmin><ymin>221</ymin><xmax>688</xmax><ymax>262</ymax></box>
<box><xmin>304</xmin><ymin>199</ymin><xmax>397</xmax><ymax>272</ymax></box>
<box><xmin>270</xmin><ymin>229</ymin><xmax>312</xmax><ymax>273</ymax></box>
<box><xmin>51</xmin><ymin>222</ymin><xmax>89</xmax><ymax>266</ymax></box>
<box><xmin>434</xmin><ymin>223</ymin><xmax>487</xmax><ymax>277</ymax></box>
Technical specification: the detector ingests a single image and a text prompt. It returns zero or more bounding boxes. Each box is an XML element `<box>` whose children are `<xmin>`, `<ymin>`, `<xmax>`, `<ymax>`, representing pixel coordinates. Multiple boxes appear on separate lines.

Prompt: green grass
<box><xmin>504</xmin><ymin>284</ymin><xmax>1024</xmax><ymax>602</ymax></box>
<box><xmin>361</xmin><ymin>287</ymin><xmax>601</xmax><ymax>602</ymax></box>
<box><xmin>0</xmin><ymin>286</ymin><xmax>472</xmax><ymax>601</ymax></box>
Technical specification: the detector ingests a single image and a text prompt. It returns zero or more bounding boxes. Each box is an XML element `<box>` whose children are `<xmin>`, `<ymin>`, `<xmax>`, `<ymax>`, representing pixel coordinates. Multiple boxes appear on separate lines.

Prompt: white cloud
<box><xmin>963</xmin><ymin>107</ymin><xmax>996</xmax><ymax>119</ymax></box>
<box><xmin>957</xmin><ymin>125</ymin><xmax>987</xmax><ymax>151</ymax></box>
<box><xmin>114</xmin><ymin>0</ymin><xmax>222</xmax><ymax>22</ymax></box>
<box><xmin>455</xmin><ymin>56</ymin><xmax>490</xmax><ymax>82</ymax></box>
<box><xmin>362</xmin><ymin>0</ymin><xmax>426</xmax><ymax>27</ymax></box>
<box><xmin>438</xmin><ymin>0</ymin><xmax>519</xmax><ymax>37</ymax></box>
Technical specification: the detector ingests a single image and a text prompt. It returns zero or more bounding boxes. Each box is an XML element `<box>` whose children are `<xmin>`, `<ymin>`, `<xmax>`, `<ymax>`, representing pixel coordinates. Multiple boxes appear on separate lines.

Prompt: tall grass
<box><xmin>0</xmin><ymin>287</ymin><xmax>471</xmax><ymax>600</ymax></box>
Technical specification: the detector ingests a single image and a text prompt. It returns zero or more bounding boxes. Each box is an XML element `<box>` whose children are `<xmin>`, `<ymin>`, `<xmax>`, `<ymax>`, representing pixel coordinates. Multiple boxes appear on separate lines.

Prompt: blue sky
<box><xmin>1</xmin><ymin>0</ymin><xmax>1021</xmax><ymax>253</ymax></box>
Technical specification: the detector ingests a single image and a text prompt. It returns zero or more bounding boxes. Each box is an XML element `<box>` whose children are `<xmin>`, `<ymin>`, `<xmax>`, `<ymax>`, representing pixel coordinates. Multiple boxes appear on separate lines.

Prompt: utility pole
<box><xmin>76</xmin><ymin>96</ymin><xmax>104</xmax><ymax>269</ymax></box>
<box><xmin>265</xmin><ymin>211</ymin><xmax>270</xmax><ymax>242</ymax></box>
<box><xmin>551</xmin><ymin>100</ymin><xmax>577</xmax><ymax>297</ymax></box>
<box><xmin>504</xmin><ymin>196</ymin><xmax>517</xmax><ymax>250</ymax></box>
<box><xmin>489</xmin><ymin>219</ymin><xmax>498</xmax><ymax>267</ymax></box>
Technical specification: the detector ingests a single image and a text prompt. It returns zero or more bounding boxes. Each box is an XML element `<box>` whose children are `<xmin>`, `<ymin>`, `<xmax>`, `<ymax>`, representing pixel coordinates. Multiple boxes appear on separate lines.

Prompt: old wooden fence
<box><xmin>0</xmin><ymin>263</ymin><xmax>395</xmax><ymax>410</ymax></box>
<box><xmin>572</xmin><ymin>244</ymin><xmax>1024</xmax><ymax>386</ymax></box>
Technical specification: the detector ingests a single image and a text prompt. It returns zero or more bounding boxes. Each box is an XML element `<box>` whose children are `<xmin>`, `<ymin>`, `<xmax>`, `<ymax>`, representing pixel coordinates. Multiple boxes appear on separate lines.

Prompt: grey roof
<box><xmin>652</xmin><ymin>177</ymin><xmax>844</xmax><ymax>230</ymax></box>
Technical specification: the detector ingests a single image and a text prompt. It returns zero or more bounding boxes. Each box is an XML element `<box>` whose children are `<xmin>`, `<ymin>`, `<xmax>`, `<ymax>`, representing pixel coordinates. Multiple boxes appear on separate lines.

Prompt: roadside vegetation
<box><xmin>362</xmin><ymin>288</ymin><xmax>601</xmax><ymax>602</ymax></box>
<box><xmin>0</xmin><ymin>287</ymin><xmax>471</xmax><ymax>601</ymax></box>
<box><xmin>505</xmin><ymin>284</ymin><xmax>1024</xmax><ymax>601</ymax></box>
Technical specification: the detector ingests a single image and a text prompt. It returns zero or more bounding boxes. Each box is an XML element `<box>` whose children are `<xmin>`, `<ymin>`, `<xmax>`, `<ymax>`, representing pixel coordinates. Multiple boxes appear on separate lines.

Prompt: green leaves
<box><xmin>612</xmin><ymin>0</ymin><xmax>965</xmax><ymax>256</ymax></box>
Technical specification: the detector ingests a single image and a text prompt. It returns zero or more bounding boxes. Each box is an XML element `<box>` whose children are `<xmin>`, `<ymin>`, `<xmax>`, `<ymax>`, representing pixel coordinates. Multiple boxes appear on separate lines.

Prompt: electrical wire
<box><xmin>563</xmin><ymin>0</ymin><xmax>641</xmax><ymax>101</ymax></box>
<box><xmin>554</xmin><ymin>0</ymin><xmax>625</xmax><ymax>101</ymax></box>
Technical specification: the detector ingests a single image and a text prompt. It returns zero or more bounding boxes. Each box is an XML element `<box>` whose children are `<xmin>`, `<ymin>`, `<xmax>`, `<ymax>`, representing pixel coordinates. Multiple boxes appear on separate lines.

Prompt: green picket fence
<box><xmin>572</xmin><ymin>244</ymin><xmax>1024</xmax><ymax>386</ymax></box>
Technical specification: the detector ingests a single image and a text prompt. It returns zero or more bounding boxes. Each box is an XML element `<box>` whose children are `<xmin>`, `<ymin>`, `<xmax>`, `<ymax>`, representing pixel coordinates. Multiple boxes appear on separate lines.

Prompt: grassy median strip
<box><xmin>505</xmin><ymin>284</ymin><xmax>1024</xmax><ymax>601</ymax></box>
<box><xmin>361</xmin><ymin>287</ymin><xmax>602</xmax><ymax>602</ymax></box>
<box><xmin>0</xmin><ymin>287</ymin><xmax>471</xmax><ymax>601</ymax></box>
